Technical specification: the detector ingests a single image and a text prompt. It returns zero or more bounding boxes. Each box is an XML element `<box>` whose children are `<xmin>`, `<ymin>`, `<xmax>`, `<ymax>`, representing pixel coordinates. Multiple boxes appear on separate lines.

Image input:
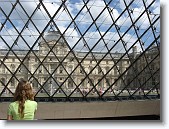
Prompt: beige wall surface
<box><xmin>0</xmin><ymin>100</ymin><xmax>160</xmax><ymax>120</ymax></box>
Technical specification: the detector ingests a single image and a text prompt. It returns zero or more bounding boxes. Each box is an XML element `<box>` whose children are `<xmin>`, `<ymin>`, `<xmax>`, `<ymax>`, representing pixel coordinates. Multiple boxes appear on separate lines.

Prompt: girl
<box><xmin>7</xmin><ymin>79</ymin><xmax>37</xmax><ymax>120</ymax></box>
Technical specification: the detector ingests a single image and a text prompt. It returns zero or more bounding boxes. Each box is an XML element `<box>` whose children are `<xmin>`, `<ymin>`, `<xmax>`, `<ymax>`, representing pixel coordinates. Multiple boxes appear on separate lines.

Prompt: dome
<box><xmin>40</xmin><ymin>30</ymin><xmax>65</xmax><ymax>43</ymax></box>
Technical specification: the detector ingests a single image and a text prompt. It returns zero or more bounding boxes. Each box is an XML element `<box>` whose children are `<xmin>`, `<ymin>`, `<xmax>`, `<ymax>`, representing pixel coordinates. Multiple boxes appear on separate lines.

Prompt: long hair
<box><xmin>14</xmin><ymin>79</ymin><xmax>34</xmax><ymax>119</ymax></box>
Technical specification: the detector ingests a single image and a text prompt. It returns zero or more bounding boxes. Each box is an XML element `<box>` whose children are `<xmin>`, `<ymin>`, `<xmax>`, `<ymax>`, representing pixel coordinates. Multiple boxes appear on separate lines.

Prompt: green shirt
<box><xmin>7</xmin><ymin>100</ymin><xmax>37</xmax><ymax>120</ymax></box>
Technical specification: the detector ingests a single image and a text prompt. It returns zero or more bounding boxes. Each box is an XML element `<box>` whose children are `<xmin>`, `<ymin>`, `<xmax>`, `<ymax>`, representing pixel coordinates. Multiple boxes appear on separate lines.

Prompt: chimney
<box><xmin>132</xmin><ymin>46</ymin><xmax>137</xmax><ymax>58</ymax></box>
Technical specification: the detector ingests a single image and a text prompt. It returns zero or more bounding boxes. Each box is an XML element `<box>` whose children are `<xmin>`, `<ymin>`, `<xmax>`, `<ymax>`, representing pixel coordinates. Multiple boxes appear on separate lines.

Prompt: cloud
<box><xmin>73</xmin><ymin>0</ymin><xmax>121</xmax><ymax>25</ymax></box>
<box><xmin>0</xmin><ymin>0</ymin><xmax>160</xmax><ymax>53</ymax></box>
<box><xmin>69</xmin><ymin>30</ymin><xmax>141</xmax><ymax>53</ymax></box>
<box><xmin>152</xmin><ymin>1</ymin><xmax>160</xmax><ymax>14</ymax></box>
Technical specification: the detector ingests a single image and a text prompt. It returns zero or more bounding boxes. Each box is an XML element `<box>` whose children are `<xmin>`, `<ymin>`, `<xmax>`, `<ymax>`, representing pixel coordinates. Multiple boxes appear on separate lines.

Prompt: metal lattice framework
<box><xmin>0</xmin><ymin>0</ymin><xmax>160</xmax><ymax>102</ymax></box>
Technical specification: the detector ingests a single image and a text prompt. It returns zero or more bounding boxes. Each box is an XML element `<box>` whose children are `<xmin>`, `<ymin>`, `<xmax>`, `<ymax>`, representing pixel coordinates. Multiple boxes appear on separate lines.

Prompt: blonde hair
<box><xmin>14</xmin><ymin>79</ymin><xmax>34</xmax><ymax>119</ymax></box>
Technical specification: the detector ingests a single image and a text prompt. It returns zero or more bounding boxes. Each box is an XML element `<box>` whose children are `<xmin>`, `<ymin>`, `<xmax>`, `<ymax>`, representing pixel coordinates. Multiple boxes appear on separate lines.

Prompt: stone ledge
<box><xmin>0</xmin><ymin>100</ymin><xmax>160</xmax><ymax>119</ymax></box>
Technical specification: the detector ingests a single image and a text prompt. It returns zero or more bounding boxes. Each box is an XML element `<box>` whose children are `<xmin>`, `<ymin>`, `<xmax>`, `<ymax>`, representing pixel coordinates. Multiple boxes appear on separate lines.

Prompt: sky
<box><xmin>0</xmin><ymin>0</ymin><xmax>160</xmax><ymax>53</ymax></box>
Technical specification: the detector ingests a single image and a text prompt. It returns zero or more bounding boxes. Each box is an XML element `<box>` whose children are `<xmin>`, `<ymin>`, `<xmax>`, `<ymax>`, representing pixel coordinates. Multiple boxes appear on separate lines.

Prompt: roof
<box><xmin>39</xmin><ymin>30</ymin><xmax>65</xmax><ymax>43</ymax></box>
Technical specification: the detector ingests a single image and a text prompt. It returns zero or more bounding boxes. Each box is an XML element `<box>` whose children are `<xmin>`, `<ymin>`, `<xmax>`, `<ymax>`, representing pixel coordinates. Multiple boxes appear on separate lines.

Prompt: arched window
<box><xmin>68</xmin><ymin>65</ymin><xmax>73</xmax><ymax>73</ymax></box>
<box><xmin>89</xmin><ymin>79</ymin><xmax>94</xmax><ymax>87</ymax></box>
<box><xmin>51</xmin><ymin>64</ymin><xmax>57</xmax><ymax>73</ymax></box>
<box><xmin>68</xmin><ymin>78</ymin><xmax>73</xmax><ymax>88</ymax></box>
<box><xmin>114</xmin><ymin>67</ymin><xmax>118</xmax><ymax>75</ymax></box>
<box><xmin>11</xmin><ymin>78</ymin><xmax>15</xmax><ymax>87</ymax></box>
<box><xmin>0</xmin><ymin>78</ymin><xmax>6</xmax><ymax>87</ymax></box>
<box><xmin>11</xmin><ymin>64</ymin><xmax>15</xmax><ymax>72</ymax></box>
<box><xmin>59</xmin><ymin>66</ymin><xmax>63</xmax><ymax>74</ymax></box>
<box><xmin>106</xmin><ymin>66</ymin><xmax>110</xmax><ymax>74</ymax></box>
<box><xmin>98</xmin><ymin>79</ymin><xmax>102</xmax><ymax>87</ymax></box>
<box><xmin>81</xmin><ymin>79</ymin><xmax>84</xmax><ymax>87</ymax></box>
<box><xmin>98</xmin><ymin>66</ymin><xmax>102</xmax><ymax>74</ymax></box>
<box><xmin>0</xmin><ymin>65</ymin><xmax>5</xmax><ymax>73</ymax></box>
<box><xmin>89</xmin><ymin>66</ymin><xmax>93</xmax><ymax>74</ymax></box>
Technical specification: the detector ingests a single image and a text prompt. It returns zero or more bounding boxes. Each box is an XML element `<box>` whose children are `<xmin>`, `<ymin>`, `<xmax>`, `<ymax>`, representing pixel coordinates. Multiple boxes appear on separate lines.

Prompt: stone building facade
<box><xmin>0</xmin><ymin>30</ymin><xmax>160</xmax><ymax>96</ymax></box>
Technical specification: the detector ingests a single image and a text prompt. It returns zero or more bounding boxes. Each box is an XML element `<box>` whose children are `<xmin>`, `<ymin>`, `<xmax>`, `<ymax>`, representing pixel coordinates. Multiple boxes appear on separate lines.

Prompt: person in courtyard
<box><xmin>7</xmin><ymin>79</ymin><xmax>37</xmax><ymax>120</ymax></box>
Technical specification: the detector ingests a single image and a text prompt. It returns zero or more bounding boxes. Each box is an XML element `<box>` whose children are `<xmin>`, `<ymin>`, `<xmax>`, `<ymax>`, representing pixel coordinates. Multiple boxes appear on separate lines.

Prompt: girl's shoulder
<box><xmin>26</xmin><ymin>100</ymin><xmax>37</xmax><ymax>105</ymax></box>
<box><xmin>10</xmin><ymin>101</ymin><xmax>18</xmax><ymax>105</ymax></box>
<box><xmin>9</xmin><ymin>101</ymin><xmax>19</xmax><ymax>108</ymax></box>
